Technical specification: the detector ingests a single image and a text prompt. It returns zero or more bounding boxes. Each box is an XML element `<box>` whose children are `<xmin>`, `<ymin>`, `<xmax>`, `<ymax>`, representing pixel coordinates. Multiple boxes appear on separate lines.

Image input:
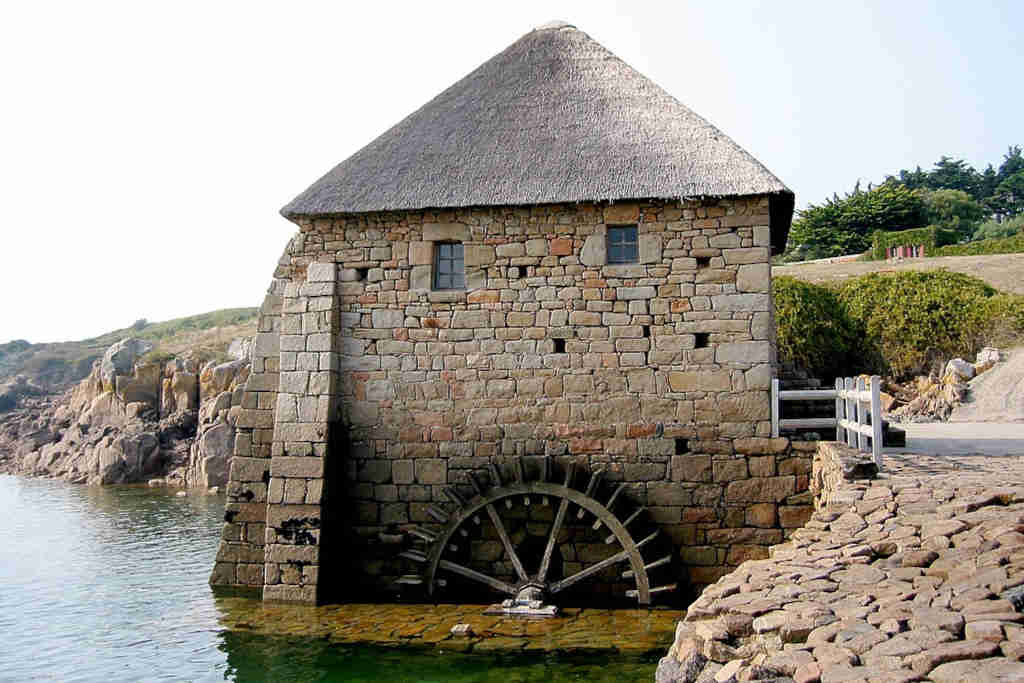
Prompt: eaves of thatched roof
<box><xmin>282</xmin><ymin>21</ymin><xmax>794</xmax><ymax>251</ymax></box>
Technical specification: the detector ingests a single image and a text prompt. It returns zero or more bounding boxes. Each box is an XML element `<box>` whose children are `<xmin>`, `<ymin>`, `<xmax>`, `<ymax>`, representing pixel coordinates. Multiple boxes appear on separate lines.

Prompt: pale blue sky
<box><xmin>1</xmin><ymin>1</ymin><xmax>1020</xmax><ymax>343</ymax></box>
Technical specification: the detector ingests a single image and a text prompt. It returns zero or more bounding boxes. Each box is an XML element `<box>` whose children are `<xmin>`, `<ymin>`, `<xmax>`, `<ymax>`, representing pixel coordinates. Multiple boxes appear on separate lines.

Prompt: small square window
<box><xmin>433</xmin><ymin>242</ymin><xmax>464</xmax><ymax>290</ymax></box>
<box><xmin>607</xmin><ymin>226</ymin><xmax>638</xmax><ymax>264</ymax></box>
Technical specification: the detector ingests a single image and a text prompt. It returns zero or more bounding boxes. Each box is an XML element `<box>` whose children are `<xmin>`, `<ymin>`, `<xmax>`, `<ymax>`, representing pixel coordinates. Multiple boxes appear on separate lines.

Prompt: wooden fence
<box><xmin>771</xmin><ymin>376</ymin><xmax>883</xmax><ymax>467</ymax></box>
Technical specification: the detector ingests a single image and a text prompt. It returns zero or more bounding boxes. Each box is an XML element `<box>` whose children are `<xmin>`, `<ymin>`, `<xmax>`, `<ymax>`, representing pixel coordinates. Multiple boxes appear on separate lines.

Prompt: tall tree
<box><xmin>998</xmin><ymin>146</ymin><xmax>1024</xmax><ymax>182</ymax></box>
<box><xmin>787</xmin><ymin>182</ymin><xmax>928</xmax><ymax>259</ymax></box>
<box><xmin>927</xmin><ymin>157</ymin><xmax>981</xmax><ymax>198</ymax></box>
<box><xmin>922</xmin><ymin>189</ymin><xmax>985</xmax><ymax>240</ymax></box>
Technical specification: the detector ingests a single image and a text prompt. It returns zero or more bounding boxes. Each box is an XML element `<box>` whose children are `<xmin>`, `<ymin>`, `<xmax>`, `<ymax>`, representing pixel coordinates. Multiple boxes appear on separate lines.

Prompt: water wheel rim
<box><xmin>424</xmin><ymin>480</ymin><xmax>651</xmax><ymax>604</ymax></box>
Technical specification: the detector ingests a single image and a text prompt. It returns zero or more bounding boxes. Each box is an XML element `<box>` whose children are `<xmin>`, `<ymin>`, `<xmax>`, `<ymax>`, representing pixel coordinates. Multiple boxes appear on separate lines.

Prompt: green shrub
<box><xmin>972</xmin><ymin>215</ymin><xmax>1024</xmax><ymax>241</ymax></box>
<box><xmin>933</xmin><ymin>230</ymin><xmax>1024</xmax><ymax>256</ymax></box>
<box><xmin>837</xmin><ymin>271</ymin><xmax>1013</xmax><ymax>377</ymax></box>
<box><xmin>772</xmin><ymin>277</ymin><xmax>861</xmax><ymax>379</ymax></box>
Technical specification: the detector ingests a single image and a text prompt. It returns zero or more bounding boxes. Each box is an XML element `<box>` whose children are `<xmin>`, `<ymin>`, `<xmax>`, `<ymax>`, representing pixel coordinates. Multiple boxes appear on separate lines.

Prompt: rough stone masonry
<box><xmin>210</xmin><ymin>198</ymin><xmax>813</xmax><ymax>604</ymax></box>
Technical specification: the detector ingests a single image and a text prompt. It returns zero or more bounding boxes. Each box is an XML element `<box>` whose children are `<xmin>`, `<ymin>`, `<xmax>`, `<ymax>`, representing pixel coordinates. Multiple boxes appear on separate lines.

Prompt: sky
<box><xmin>1</xmin><ymin>0</ymin><xmax>1021</xmax><ymax>344</ymax></box>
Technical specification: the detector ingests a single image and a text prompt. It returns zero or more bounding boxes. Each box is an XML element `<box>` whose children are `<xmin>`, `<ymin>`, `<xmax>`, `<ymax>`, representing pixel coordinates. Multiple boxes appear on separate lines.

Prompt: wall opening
<box><xmin>694</xmin><ymin>332</ymin><xmax>710</xmax><ymax>348</ymax></box>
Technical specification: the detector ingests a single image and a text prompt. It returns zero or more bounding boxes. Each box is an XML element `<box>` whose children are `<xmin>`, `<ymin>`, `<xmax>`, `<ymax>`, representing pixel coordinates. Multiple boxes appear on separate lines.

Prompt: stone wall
<box><xmin>212</xmin><ymin>197</ymin><xmax>813</xmax><ymax>603</ymax></box>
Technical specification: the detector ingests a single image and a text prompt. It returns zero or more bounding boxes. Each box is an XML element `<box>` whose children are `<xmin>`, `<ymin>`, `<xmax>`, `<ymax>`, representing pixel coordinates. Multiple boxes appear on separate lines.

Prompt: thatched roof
<box><xmin>282</xmin><ymin>21</ymin><xmax>794</xmax><ymax>251</ymax></box>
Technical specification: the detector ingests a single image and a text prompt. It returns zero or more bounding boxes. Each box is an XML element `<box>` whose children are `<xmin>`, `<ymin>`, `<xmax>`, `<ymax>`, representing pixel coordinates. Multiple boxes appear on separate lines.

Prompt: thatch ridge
<box><xmin>282</xmin><ymin>22</ymin><xmax>793</xmax><ymax>247</ymax></box>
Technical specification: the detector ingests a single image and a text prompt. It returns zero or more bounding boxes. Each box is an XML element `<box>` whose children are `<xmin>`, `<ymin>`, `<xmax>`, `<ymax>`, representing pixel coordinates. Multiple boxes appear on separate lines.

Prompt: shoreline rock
<box><xmin>0</xmin><ymin>337</ymin><xmax>250</xmax><ymax>489</ymax></box>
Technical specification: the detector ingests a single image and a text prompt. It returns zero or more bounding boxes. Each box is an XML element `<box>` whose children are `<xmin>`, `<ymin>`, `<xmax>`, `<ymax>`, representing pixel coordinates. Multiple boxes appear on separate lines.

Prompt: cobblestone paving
<box><xmin>215</xmin><ymin>599</ymin><xmax>684</xmax><ymax>655</ymax></box>
<box><xmin>659</xmin><ymin>451</ymin><xmax>1024</xmax><ymax>682</ymax></box>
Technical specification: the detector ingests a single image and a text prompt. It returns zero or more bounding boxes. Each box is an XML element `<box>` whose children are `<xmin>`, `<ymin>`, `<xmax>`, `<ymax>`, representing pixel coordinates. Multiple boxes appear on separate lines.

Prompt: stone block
<box><xmin>464</xmin><ymin>244</ymin><xmax>495</xmax><ymax>266</ymax></box>
<box><xmin>714</xmin><ymin>458</ymin><xmax>748</xmax><ymax>481</ymax></box>
<box><xmin>753</xmin><ymin>225</ymin><xmax>771</xmax><ymax>247</ymax></box>
<box><xmin>624</xmin><ymin>462</ymin><xmax>667</xmax><ymax>481</ymax></box>
<box><xmin>526</xmin><ymin>238</ymin><xmax>548</xmax><ymax>256</ymax></box>
<box><xmin>581</xmin><ymin>234</ymin><xmax>606</xmax><ymax>267</ymax></box>
<box><xmin>648</xmin><ymin>482</ymin><xmax>691</xmax><ymax>506</ymax></box>
<box><xmin>372</xmin><ymin>309</ymin><xmax>404</xmax><ymax>328</ymax></box>
<box><xmin>423</xmin><ymin>223</ymin><xmax>469</xmax><ymax>242</ymax></box>
<box><xmin>746</xmin><ymin>503</ymin><xmax>776</xmax><ymax>528</ymax></box>
<box><xmin>253</xmin><ymin>332</ymin><xmax>280</xmax><ymax>358</ymax></box>
<box><xmin>639</xmin><ymin>234</ymin><xmax>662</xmax><ymax>264</ymax></box>
<box><xmin>711</xmin><ymin>293</ymin><xmax>771</xmax><ymax>312</ymax></box>
<box><xmin>779</xmin><ymin>505</ymin><xmax>813</xmax><ymax>528</ymax></box>
<box><xmin>306</xmin><ymin>262</ymin><xmax>336</xmax><ymax>282</ymax></box>
<box><xmin>617</xmin><ymin>286</ymin><xmax>656</xmax><ymax>300</ymax></box>
<box><xmin>672</xmin><ymin>455</ymin><xmax>712</xmax><ymax>483</ymax></box>
<box><xmin>230</xmin><ymin>457</ymin><xmax>269</xmax><ymax>483</ymax></box>
<box><xmin>680</xmin><ymin>546</ymin><xmax>719</xmax><ymax>566</ymax></box>
<box><xmin>604</xmin><ymin>203</ymin><xmax>639</xmax><ymax>223</ymax></box>
<box><xmin>270</xmin><ymin>457</ymin><xmax>325</xmax><ymax>479</ymax></box>
<box><xmin>409</xmin><ymin>241</ymin><xmax>432</xmax><ymax>265</ymax></box>
<box><xmin>415</xmin><ymin>459</ymin><xmax>447</xmax><ymax>485</ymax></box>
<box><xmin>722</xmin><ymin>247</ymin><xmax>769</xmax><ymax>264</ymax></box>
<box><xmin>550</xmin><ymin>238</ymin><xmax>573</xmax><ymax>255</ymax></box>
<box><xmin>496</xmin><ymin>242</ymin><xmax>525</xmax><ymax>258</ymax></box>
<box><xmin>751</xmin><ymin>312</ymin><xmax>773</xmax><ymax>340</ymax></box>
<box><xmin>716</xmin><ymin>342</ymin><xmax>771</xmax><ymax>363</ymax></box>
<box><xmin>709</xmin><ymin>233</ymin><xmax>741</xmax><ymax>248</ymax></box>
<box><xmin>719</xmin><ymin>392</ymin><xmax>771</xmax><ymax>421</ymax></box>
<box><xmin>725</xmin><ymin>476</ymin><xmax>796</xmax><ymax>503</ymax></box>
<box><xmin>452</xmin><ymin>310</ymin><xmax>490</xmax><ymax>328</ymax></box>
<box><xmin>410</xmin><ymin>265</ymin><xmax>431</xmax><ymax>290</ymax></box>
<box><xmin>748</xmin><ymin>456</ymin><xmax>775</xmax><ymax>477</ymax></box>
<box><xmin>627</xmin><ymin>369</ymin><xmax>655</xmax><ymax>393</ymax></box>
<box><xmin>736</xmin><ymin>263</ymin><xmax>770</xmax><ymax>292</ymax></box>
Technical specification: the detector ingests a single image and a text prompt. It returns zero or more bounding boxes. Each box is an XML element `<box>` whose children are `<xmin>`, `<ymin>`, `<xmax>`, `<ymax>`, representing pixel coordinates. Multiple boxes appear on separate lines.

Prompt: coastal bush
<box><xmin>972</xmin><ymin>215</ymin><xmax>1024</xmax><ymax>241</ymax></box>
<box><xmin>837</xmin><ymin>271</ymin><xmax>1017</xmax><ymax>377</ymax></box>
<box><xmin>934</xmin><ymin>229</ymin><xmax>1024</xmax><ymax>256</ymax></box>
<box><xmin>772</xmin><ymin>277</ymin><xmax>861</xmax><ymax>379</ymax></box>
<box><xmin>775</xmin><ymin>271</ymin><xmax>1024</xmax><ymax>380</ymax></box>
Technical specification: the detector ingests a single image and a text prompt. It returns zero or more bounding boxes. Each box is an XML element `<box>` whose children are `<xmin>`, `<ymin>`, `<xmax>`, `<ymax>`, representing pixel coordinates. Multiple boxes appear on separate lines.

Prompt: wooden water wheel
<box><xmin>396</xmin><ymin>457</ymin><xmax>676</xmax><ymax>605</ymax></box>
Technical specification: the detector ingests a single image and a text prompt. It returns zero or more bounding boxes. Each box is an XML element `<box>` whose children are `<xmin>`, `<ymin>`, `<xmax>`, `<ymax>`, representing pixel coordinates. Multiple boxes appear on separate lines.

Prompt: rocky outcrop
<box><xmin>657</xmin><ymin>442</ymin><xmax>1024</xmax><ymax>682</ymax></box>
<box><xmin>0</xmin><ymin>337</ymin><xmax>250</xmax><ymax>489</ymax></box>
<box><xmin>0</xmin><ymin>375</ymin><xmax>46</xmax><ymax>413</ymax></box>
<box><xmin>887</xmin><ymin>348</ymin><xmax>1005</xmax><ymax>423</ymax></box>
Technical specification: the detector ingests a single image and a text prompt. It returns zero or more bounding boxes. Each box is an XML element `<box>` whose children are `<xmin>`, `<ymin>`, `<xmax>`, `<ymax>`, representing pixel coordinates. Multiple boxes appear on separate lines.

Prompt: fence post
<box><xmin>771</xmin><ymin>378</ymin><xmax>780</xmax><ymax>438</ymax></box>
<box><xmin>844</xmin><ymin>377</ymin><xmax>857</xmax><ymax>448</ymax></box>
<box><xmin>856</xmin><ymin>376</ymin><xmax>868</xmax><ymax>453</ymax></box>
<box><xmin>871</xmin><ymin>375</ymin><xmax>883</xmax><ymax>468</ymax></box>
<box><xmin>835</xmin><ymin>377</ymin><xmax>845</xmax><ymax>443</ymax></box>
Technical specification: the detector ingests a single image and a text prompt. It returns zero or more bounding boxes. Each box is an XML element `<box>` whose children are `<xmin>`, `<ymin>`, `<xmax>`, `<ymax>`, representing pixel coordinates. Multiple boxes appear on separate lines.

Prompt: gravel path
<box><xmin>950</xmin><ymin>348</ymin><xmax>1024</xmax><ymax>423</ymax></box>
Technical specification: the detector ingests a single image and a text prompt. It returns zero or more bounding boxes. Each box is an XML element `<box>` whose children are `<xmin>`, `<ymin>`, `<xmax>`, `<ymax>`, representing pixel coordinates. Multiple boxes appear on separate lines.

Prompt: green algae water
<box><xmin>0</xmin><ymin>475</ymin><xmax>662</xmax><ymax>682</ymax></box>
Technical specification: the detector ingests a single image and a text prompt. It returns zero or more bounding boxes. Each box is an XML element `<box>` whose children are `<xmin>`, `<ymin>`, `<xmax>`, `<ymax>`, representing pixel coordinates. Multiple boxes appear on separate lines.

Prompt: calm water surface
<box><xmin>0</xmin><ymin>476</ymin><xmax>657</xmax><ymax>682</ymax></box>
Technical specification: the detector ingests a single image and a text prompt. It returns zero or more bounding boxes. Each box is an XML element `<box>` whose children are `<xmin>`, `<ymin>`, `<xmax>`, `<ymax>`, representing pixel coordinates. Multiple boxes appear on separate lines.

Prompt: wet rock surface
<box><xmin>659</xmin><ymin>444</ymin><xmax>1024</xmax><ymax>682</ymax></box>
<box><xmin>214</xmin><ymin>600</ymin><xmax>684</xmax><ymax>656</ymax></box>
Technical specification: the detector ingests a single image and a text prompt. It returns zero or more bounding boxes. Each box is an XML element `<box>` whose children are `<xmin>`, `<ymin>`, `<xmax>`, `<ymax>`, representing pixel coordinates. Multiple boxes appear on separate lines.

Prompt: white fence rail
<box><xmin>771</xmin><ymin>375</ymin><xmax>883</xmax><ymax>467</ymax></box>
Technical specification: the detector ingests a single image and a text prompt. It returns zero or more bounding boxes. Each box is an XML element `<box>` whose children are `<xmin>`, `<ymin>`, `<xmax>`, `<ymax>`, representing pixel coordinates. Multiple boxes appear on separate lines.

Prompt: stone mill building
<box><xmin>211</xmin><ymin>21</ymin><xmax>808</xmax><ymax>606</ymax></box>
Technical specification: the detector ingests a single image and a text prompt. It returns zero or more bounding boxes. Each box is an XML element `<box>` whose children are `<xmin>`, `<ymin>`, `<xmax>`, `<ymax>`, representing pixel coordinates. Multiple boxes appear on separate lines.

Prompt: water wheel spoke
<box><xmin>549</xmin><ymin>548</ymin><xmax>630</xmax><ymax>594</ymax></box>
<box><xmin>623</xmin><ymin>554</ymin><xmax>671</xmax><ymax>579</ymax></box>
<box><xmin>485</xmin><ymin>503</ymin><xmax>529</xmax><ymax>583</ymax></box>
<box><xmin>488</xmin><ymin>463</ymin><xmax>503</xmax><ymax>487</ymax></box>
<box><xmin>438</xmin><ymin>559</ymin><xmax>517</xmax><ymax>595</ymax></box>
<box><xmin>538</xmin><ymin>496</ymin><xmax>570</xmax><ymax>583</ymax></box>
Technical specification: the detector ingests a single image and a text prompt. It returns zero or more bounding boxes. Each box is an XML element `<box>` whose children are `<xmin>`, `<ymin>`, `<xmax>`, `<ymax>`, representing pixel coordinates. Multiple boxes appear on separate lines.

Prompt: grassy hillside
<box><xmin>0</xmin><ymin>308</ymin><xmax>258</xmax><ymax>389</ymax></box>
<box><xmin>774</xmin><ymin>253</ymin><xmax>1024</xmax><ymax>296</ymax></box>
